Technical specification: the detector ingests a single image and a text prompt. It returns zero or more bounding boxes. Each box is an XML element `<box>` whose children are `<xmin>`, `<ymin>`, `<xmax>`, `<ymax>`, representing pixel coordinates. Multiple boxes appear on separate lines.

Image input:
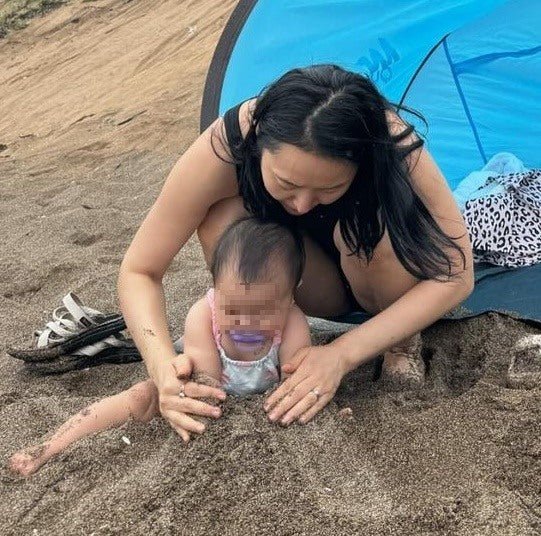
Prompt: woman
<box><xmin>118</xmin><ymin>64</ymin><xmax>473</xmax><ymax>441</ymax></box>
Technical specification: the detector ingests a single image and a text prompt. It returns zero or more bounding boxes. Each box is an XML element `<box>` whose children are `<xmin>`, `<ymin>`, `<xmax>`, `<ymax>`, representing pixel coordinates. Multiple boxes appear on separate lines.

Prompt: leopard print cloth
<box><xmin>462</xmin><ymin>169</ymin><xmax>541</xmax><ymax>267</ymax></box>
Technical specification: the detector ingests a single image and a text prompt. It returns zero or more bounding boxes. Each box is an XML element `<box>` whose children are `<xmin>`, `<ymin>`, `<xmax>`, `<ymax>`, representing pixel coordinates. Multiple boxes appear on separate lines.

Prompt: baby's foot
<box><xmin>380</xmin><ymin>334</ymin><xmax>425</xmax><ymax>390</ymax></box>
<box><xmin>8</xmin><ymin>444</ymin><xmax>50</xmax><ymax>476</ymax></box>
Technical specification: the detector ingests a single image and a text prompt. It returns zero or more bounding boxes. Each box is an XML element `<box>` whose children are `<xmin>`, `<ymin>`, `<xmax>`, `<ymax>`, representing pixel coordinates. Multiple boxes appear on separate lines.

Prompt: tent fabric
<box><xmin>200</xmin><ymin>0</ymin><xmax>541</xmax><ymax>326</ymax></box>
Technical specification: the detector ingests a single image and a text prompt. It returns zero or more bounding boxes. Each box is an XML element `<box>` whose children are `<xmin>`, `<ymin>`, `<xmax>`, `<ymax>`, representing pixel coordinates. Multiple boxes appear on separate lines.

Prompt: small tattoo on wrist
<box><xmin>143</xmin><ymin>328</ymin><xmax>156</xmax><ymax>337</ymax></box>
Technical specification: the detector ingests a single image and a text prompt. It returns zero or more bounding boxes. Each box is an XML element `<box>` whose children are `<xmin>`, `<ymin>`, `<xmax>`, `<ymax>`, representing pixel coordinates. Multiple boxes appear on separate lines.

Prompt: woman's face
<box><xmin>260</xmin><ymin>143</ymin><xmax>357</xmax><ymax>215</ymax></box>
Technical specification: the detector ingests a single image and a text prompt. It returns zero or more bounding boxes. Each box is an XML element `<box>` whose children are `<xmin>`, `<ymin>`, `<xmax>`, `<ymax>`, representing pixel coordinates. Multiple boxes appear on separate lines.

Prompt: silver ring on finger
<box><xmin>310</xmin><ymin>387</ymin><xmax>321</xmax><ymax>401</ymax></box>
<box><xmin>178</xmin><ymin>382</ymin><xmax>187</xmax><ymax>398</ymax></box>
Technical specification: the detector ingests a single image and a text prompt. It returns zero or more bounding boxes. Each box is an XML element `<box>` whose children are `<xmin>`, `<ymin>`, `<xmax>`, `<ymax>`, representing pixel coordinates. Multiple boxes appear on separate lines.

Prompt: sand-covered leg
<box><xmin>380</xmin><ymin>333</ymin><xmax>425</xmax><ymax>390</ymax></box>
<box><xmin>8</xmin><ymin>379</ymin><xmax>159</xmax><ymax>477</ymax></box>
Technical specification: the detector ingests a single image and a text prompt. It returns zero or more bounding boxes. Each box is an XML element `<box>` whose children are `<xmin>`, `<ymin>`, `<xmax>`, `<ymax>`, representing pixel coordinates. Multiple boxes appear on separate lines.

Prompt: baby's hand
<box><xmin>171</xmin><ymin>354</ymin><xmax>222</xmax><ymax>395</ymax></box>
<box><xmin>170</xmin><ymin>353</ymin><xmax>193</xmax><ymax>378</ymax></box>
<box><xmin>191</xmin><ymin>372</ymin><xmax>224</xmax><ymax>411</ymax></box>
<box><xmin>191</xmin><ymin>371</ymin><xmax>221</xmax><ymax>389</ymax></box>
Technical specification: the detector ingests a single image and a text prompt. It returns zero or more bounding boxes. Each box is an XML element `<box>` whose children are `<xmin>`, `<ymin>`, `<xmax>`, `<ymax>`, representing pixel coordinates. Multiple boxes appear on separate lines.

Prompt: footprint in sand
<box><xmin>36</xmin><ymin>184</ymin><xmax>65</xmax><ymax>207</ymax></box>
<box><xmin>3</xmin><ymin>282</ymin><xmax>42</xmax><ymax>299</ymax></box>
<box><xmin>0</xmin><ymin>392</ymin><xmax>20</xmax><ymax>411</ymax></box>
<box><xmin>507</xmin><ymin>334</ymin><xmax>541</xmax><ymax>389</ymax></box>
<box><xmin>76</xmin><ymin>141</ymin><xmax>109</xmax><ymax>152</ymax></box>
<box><xmin>69</xmin><ymin>231</ymin><xmax>103</xmax><ymax>247</ymax></box>
<box><xmin>3</xmin><ymin>263</ymin><xmax>77</xmax><ymax>299</ymax></box>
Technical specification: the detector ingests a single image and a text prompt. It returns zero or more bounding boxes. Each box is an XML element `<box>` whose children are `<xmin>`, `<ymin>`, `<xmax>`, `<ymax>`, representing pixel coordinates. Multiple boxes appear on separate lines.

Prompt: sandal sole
<box><xmin>7</xmin><ymin>314</ymin><xmax>126</xmax><ymax>362</ymax></box>
<box><xmin>23</xmin><ymin>345</ymin><xmax>142</xmax><ymax>375</ymax></box>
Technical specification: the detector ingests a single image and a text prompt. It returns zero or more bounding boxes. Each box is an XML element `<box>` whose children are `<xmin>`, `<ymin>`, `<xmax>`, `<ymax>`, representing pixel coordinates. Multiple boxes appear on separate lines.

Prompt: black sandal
<box><xmin>7</xmin><ymin>293</ymin><xmax>140</xmax><ymax>372</ymax></box>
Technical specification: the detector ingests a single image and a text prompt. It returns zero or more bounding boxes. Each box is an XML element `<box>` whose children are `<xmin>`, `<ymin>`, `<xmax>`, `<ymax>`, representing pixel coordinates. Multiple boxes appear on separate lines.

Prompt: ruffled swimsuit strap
<box><xmin>206</xmin><ymin>289</ymin><xmax>221</xmax><ymax>347</ymax></box>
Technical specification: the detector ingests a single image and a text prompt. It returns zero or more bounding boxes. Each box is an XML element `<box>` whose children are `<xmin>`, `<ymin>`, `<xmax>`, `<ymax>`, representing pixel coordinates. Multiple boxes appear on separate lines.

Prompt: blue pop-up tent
<box><xmin>200</xmin><ymin>0</ymin><xmax>541</xmax><ymax>325</ymax></box>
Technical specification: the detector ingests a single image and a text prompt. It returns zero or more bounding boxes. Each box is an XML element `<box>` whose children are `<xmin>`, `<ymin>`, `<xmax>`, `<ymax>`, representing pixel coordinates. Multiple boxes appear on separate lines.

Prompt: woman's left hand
<box><xmin>264</xmin><ymin>345</ymin><xmax>346</xmax><ymax>426</ymax></box>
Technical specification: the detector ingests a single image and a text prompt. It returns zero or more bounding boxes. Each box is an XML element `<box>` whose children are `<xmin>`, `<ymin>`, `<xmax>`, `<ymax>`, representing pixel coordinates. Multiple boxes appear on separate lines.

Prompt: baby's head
<box><xmin>210</xmin><ymin>217</ymin><xmax>305</xmax><ymax>338</ymax></box>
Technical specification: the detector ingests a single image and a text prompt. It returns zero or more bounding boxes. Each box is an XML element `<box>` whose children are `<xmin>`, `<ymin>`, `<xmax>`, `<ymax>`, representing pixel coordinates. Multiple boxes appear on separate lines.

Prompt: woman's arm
<box><xmin>334</xmin><ymin>141</ymin><xmax>474</xmax><ymax>372</ymax></box>
<box><xmin>266</xmin><ymin>143</ymin><xmax>474</xmax><ymax>425</ymax></box>
<box><xmin>118</xmin><ymin>119</ymin><xmax>237</xmax><ymax>438</ymax></box>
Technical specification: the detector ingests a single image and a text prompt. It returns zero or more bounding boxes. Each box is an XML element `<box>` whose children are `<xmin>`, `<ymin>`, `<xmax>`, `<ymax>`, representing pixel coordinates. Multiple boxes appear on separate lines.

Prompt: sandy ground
<box><xmin>0</xmin><ymin>1</ymin><xmax>540</xmax><ymax>535</ymax></box>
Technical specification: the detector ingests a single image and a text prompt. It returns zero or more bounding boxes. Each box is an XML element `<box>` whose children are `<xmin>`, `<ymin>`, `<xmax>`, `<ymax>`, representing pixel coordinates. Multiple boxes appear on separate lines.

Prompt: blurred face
<box><xmin>260</xmin><ymin>143</ymin><xmax>357</xmax><ymax>215</ymax></box>
<box><xmin>214</xmin><ymin>262</ymin><xmax>294</xmax><ymax>341</ymax></box>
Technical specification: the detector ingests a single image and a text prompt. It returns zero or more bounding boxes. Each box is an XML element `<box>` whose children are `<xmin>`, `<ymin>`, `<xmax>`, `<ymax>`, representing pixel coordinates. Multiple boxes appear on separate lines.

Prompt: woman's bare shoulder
<box><xmin>238</xmin><ymin>98</ymin><xmax>257</xmax><ymax>139</ymax></box>
<box><xmin>385</xmin><ymin>109</ymin><xmax>415</xmax><ymax>138</ymax></box>
<box><xmin>212</xmin><ymin>97</ymin><xmax>255</xmax><ymax>157</ymax></box>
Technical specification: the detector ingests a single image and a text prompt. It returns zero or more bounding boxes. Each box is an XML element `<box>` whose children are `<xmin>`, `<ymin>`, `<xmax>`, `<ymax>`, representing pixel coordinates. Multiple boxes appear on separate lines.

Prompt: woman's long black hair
<box><xmin>212</xmin><ymin>64</ymin><xmax>466</xmax><ymax>281</ymax></box>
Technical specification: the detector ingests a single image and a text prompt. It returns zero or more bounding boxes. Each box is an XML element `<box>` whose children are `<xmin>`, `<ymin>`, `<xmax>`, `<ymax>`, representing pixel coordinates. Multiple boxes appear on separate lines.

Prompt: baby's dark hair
<box><xmin>210</xmin><ymin>217</ymin><xmax>305</xmax><ymax>290</ymax></box>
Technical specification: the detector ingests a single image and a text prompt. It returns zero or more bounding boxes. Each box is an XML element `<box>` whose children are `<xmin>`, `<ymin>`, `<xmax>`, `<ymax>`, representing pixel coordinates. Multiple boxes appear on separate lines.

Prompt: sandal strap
<box><xmin>36</xmin><ymin>322</ymin><xmax>130</xmax><ymax>353</ymax></box>
<box><xmin>52</xmin><ymin>306</ymin><xmax>68</xmax><ymax>323</ymax></box>
<box><xmin>35</xmin><ymin>328</ymin><xmax>57</xmax><ymax>348</ymax></box>
<box><xmin>62</xmin><ymin>292</ymin><xmax>103</xmax><ymax>328</ymax></box>
<box><xmin>34</xmin><ymin>322</ymin><xmax>79</xmax><ymax>348</ymax></box>
<box><xmin>33</xmin><ymin>293</ymin><xmax>118</xmax><ymax>349</ymax></box>
<box><xmin>44</xmin><ymin>321</ymin><xmax>75</xmax><ymax>338</ymax></box>
<box><xmin>72</xmin><ymin>335</ymin><xmax>129</xmax><ymax>356</ymax></box>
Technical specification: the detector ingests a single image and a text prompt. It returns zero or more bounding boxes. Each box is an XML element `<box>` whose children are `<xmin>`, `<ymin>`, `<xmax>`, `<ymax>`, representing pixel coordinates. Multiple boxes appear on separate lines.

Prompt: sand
<box><xmin>0</xmin><ymin>1</ymin><xmax>540</xmax><ymax>535</ymax></box>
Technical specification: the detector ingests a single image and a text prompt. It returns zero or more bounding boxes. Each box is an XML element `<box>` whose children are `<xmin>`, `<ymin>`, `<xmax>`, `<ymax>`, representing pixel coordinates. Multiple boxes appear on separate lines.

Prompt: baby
<box><xmin>9</xmin><ymin>217</ymin><xmax>311</xmax><ymax>476</ymax></box>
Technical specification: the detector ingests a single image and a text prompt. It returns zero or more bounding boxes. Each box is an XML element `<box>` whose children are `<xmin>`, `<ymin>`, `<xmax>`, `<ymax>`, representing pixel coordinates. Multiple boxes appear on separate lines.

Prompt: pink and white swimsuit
<box><xmin>207</xmin><ymin>289</ymin><xmax>281</xmax><ymax>396</ymax></box>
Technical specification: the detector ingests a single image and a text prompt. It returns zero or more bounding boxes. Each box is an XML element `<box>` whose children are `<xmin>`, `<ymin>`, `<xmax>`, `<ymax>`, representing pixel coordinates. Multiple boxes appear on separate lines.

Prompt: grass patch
<box><xmin>0</xmin><ymin>0</ymin><xmax>67</xmax><ymax>38</ymax></box>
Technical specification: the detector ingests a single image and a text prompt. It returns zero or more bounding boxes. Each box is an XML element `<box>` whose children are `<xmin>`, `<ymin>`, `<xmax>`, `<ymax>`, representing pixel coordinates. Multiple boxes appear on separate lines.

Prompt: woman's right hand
<box><xmin>154</xmin><ymin>354</ymin><xmax>226</xmax><ymax>442</ymax></box>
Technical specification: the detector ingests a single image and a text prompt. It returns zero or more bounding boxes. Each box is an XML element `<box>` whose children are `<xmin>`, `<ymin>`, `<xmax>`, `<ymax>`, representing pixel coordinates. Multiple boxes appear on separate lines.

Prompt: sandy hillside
<box><xmin>0</xmin><ymin>1</ymin><xmax>540</xmax><ymax>535</ymax></box>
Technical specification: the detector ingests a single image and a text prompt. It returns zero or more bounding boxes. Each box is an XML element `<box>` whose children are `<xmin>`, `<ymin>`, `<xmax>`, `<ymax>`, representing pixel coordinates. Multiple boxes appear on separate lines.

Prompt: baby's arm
<box><xmin>182</xmin><ymin>296</ymin><xmax>222</xmax><ymax>385</ymax></box>
<box><xmin>278</xmin><ymin>304</ymin><xmax>312</xmax><ymax>378</ymax></box>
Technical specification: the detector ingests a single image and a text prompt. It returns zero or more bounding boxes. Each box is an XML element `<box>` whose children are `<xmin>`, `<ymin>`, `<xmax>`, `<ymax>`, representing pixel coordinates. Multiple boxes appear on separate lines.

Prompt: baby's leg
<box><xmin>9</xmin><ymin>380</ymin><xmax>158</xmax><ymax>477</ymax></box>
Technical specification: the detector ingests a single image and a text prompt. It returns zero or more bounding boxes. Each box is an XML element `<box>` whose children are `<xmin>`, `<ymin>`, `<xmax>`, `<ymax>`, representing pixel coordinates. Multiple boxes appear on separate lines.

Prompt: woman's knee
<box><xmin>293</xmin><ymin>232</ymin><xmax>352</xmax><ymax>317</ymax></box>
<box><xmin>197</xmin><ymin>196</ymin><xmax>248</xmax><ymax>266</ymax></box>
<box><xmin>334</xmin><ymin>221</ymin><xmax>418</xmax><ymax>313</ymax></box>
